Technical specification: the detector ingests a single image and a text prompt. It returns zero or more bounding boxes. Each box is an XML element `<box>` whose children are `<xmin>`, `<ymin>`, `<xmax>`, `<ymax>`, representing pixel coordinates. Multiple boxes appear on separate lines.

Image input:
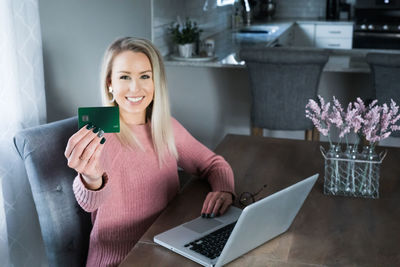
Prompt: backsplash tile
<box><xmin>275</xmin><ymin>0</ymin><xmax>326</xmax><ymax>19</ymax></box>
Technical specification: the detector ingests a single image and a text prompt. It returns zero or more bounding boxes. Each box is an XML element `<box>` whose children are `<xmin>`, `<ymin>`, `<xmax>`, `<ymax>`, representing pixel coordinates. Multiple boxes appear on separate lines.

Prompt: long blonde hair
<box><xmin>100</xmin><ymin>37</ymin><xmax>178</xmax><ymax>164</ymax></box>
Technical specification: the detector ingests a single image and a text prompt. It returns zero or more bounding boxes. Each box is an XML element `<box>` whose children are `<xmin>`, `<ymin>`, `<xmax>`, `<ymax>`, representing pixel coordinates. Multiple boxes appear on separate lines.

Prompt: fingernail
<box><xmin>100</xmin><ymin>137</ymin><xmax>106</xmax><ymax>144</ymax></box>
<box><xmin>92</xmin><ymin>127</ymin><xmax>99</xmax><ymax>134</ymax></box>
<box><xmin>86</xmin><ymin>123</ymin><xmax>93</xmax><ymax>130</ymax></box>
<box><xmin>201</xmin><ymin>213</ymin><xmax>206</xmax><ymax>218</ymax></box>
<box><xmin>210</xmin><ymin>213</ymin><xmax>215</xmax><ymax>218</ymax></box>
<box><xmin>97</xmin><ymin>129</ymin><xmax>104</xmax><ymax>138</ymax></box>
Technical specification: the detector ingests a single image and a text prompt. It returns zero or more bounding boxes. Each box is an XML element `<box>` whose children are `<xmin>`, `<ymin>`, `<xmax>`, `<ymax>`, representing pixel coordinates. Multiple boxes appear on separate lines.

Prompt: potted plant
<box><xmin>169</xmin><ymin>18</ymin><xmax>202</xmax><ymax>58</ymax></box>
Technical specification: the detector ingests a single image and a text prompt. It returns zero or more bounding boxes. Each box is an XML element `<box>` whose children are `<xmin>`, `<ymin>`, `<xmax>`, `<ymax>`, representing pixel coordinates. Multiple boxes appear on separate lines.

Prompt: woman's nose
<box><xmin>128</xmin><ymin>80</ymin><xmax>138</xmax><ymax>92</ymax></box>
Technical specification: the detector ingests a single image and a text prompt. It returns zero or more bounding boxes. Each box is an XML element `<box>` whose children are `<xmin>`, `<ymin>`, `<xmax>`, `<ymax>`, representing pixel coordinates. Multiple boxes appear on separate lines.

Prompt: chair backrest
<box><xmin>13</xmin><ymin>117</ymin><xmax>91</xmax><ymax>267</ymax></box>
<box><xmin>366</xmin><ymin>52</ymin><xmax>400</xmax><ymax>137</ymax></box>
<box><xmin>240</xmin><ymin>47</ymin><xmax>329</xmax><ymax>131</ymax></box>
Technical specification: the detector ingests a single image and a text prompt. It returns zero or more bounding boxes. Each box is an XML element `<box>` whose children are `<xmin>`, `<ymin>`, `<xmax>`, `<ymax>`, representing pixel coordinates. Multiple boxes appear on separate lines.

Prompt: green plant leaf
<box><xmin>168</xmin><ymin>18</ymin><xmax>202</xmax><ymax>45</ymax></box>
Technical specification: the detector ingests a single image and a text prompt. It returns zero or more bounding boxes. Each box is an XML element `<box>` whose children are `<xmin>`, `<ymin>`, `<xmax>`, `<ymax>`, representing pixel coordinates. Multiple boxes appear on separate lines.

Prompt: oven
<box><xmin>353</xmin><ymin>0</ymin><xmax>400</xmax><ymax>49</ymax></box>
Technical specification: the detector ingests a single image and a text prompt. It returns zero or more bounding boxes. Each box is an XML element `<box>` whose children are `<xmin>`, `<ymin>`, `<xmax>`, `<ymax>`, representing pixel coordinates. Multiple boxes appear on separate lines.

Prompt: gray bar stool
<box><xmin>239</xmin><ymin>47</ymin><xmax>329</xmax><ymax>141</ymax></box>
<box><xmin>367</xmin><ymin>52</ymin><xmax>400</xmax><ymax>137</ymax></box>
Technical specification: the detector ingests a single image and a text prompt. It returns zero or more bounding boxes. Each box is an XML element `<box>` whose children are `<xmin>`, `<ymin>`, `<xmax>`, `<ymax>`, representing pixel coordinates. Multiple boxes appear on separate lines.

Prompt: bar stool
<box><xmin>239</xmin><ymin>47</ymin><xmax>329</xmax><ymax>141</ymax></box>
<box><xmin>367</xmin><ymin>52</ymin><xmax>400</xmax><ymax>137</ymax></box>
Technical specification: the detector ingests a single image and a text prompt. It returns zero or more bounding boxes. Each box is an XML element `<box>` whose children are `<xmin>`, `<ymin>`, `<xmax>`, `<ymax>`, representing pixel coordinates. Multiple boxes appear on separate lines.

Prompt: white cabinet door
<box><xmin>315</xmin><ymin>24</ymin><xmax>353</xmax><ymax>49</ymax></box>
<box><xmin>315</xmin><ymin>24</ymin><xmax>353</xmax><ymax>38</ymax></box>
<box><xmin>294</xmin><ymin>23</ymin><xmax>315</xmax><ymax>47</ymax></box>
<box><xmin>315</xmin><ymin>37</ymin><xmax>353</xmax><ymax>49</ymax></box>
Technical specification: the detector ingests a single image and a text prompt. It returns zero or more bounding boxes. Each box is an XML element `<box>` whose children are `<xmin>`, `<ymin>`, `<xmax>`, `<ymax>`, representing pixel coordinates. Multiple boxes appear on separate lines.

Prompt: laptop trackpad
<box><xmin>183</xmin><ymin>218</ymin><xmax>223</xmax><ymax>234</ymax></box>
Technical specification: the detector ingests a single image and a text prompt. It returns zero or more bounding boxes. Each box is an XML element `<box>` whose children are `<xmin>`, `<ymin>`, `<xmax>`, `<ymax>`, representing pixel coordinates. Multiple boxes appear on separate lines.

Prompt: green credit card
<box><xmin>78</xmin><ymin>106</ymin><xmax>120</xmax><ymax>133</ymax></box>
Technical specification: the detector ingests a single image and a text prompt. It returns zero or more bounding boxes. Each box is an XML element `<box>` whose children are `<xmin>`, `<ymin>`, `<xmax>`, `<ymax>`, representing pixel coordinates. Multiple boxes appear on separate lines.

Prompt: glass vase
<box><xmin>321</xmin><ymin>145</ymin><xmax>386</xmax><ymax>199</ymax></box>
<box><xmin>359</xmin><ymin>146</ymin><xmax>379</xmax><ymax>196</ymax></box>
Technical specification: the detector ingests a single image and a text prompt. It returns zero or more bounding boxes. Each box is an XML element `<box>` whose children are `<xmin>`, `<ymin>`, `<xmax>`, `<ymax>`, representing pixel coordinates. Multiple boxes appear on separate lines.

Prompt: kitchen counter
<box><xmin>164</xmin><ymin>20</ymin><xmax>400</xmax><ymax>73</ymax></box>
<box><xmin>165</xmin><ymin>22</ymin><xmax>293</xmax><ymax>69</ymax></box>
<box><xmin>272</xmin><ymin>18</ymin><xmax>354</xmax><ymax>25</ymax></box>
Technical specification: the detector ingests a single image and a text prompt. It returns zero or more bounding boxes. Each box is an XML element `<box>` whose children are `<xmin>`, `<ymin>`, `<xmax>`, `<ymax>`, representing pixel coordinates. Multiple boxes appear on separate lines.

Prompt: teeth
<box><xmin>127</xmin><ymin>96</ymin><xmax>144</xmax><ymax>103</ymax></box>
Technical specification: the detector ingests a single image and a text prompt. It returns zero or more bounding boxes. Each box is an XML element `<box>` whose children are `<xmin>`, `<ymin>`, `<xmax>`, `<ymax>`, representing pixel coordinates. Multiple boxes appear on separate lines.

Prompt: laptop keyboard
<box><xmin>184</xmin><ymin>221</ymin><xmax>237</xmax><ymax>260</ymax></box>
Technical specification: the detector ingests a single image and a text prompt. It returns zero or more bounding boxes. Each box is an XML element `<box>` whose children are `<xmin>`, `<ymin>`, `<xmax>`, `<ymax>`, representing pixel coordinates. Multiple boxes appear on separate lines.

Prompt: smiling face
<box><xmin>109</xmin><ymin>51</ymin><xmax>154</xmax><ymax>125</ymax></box>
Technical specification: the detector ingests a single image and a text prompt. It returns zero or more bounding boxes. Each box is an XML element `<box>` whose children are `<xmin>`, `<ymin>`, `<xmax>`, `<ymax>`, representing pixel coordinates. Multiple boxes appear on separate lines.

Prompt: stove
<box><xmin>355</xmin><ymin>23</ymin><xmax>400</xmax><ymax>32</ymax></box>
<box><xmin>353</xmin><ymin>0</ymin><xmax>400</xmax><ymax>49</ymax></box>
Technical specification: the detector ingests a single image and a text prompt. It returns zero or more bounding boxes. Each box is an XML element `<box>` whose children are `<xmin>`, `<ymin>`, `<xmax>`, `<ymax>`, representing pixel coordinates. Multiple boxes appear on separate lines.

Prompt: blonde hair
<box><xmin>100</xmin><ymin>37</ymin><xmax>178</xmax><ymax>164</ymax></box>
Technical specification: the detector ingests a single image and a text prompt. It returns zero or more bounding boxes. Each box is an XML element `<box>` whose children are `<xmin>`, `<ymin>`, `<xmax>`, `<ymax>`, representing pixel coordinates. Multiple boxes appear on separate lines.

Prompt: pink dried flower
<box><xmin>363</xmin><ymin>105</ymin><xmax>381</xmax><ymax>141</ymax></box>
<box><xmin>305</xmin><ymin>97</ymin><xmax>400</xmax><ymax>141</ymax></box>
<box><xmin>340</xmin><ymin>103</ymin><xmax>353</xmax><ymax>137</ymax></box>
<box><xmin>391</xmin><ymin>125</ymin><xmax>400</xmax><ymax>132</ymax></box>
<box><xmin>343</xmin><ymin>99</ymin><xmax>365</xmax><ymax>135</ymax></box>
<box><xmin>319</xmin><ymin>95</ymin><xmax>331</xmax><ymax>121</ymax></box>
<box><xmin>306</xmin><ymin>99</ymin><xmax>321</xmax><ymax>115</ymax></box>
<box><xmin>380</xmin><ymin>103</ymin><xmax>390</xmax><ymax>134</ymax></box>
<box><xmin>362</xmin><ymin>99</ymin><xmax>400</xmax><ymax>142</ymax></box>
<box><xmin>390</xmin><ymin>99</ymin><xmax>400</xmax><ymax>126</ymax></box>
<box><xmin>351</xmin><ymin>114</ymin><xmax>364</xmax><ymax>133</ymax></box>
<box><xmin>329</xmin><ymin>96</ymin><xmax>344</xmax><ymax>129</ymax></box>
<box><xmin>305</xmin><ymin>96</ymin><xmax>331</xmax><ymax>136</ymax></box>
<box><xmin>329</xmin><ymin>109</ymin><xmax>343</xmax><ymax>128</ymax></box>
<box><xmin>333</xmin><ymin>96</ymin><xmax>344</xmax><ymax>114</ymax></box>
<box><xmin>354</xmin><ymin>98</ymin><xmax>366</xmax><ymax>114</ymax></box>
<box><xmin>369</xmin><ymin>99</ymin><xmax>378</xmax><ymax>109</ymax></box>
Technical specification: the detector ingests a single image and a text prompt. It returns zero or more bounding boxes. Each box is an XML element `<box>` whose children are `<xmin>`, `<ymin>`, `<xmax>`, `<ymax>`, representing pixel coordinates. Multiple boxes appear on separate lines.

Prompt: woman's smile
<box><xmin>126</xmin><ymin>96</ymin><xmax>145</xmax><ymax>104</ymax></box>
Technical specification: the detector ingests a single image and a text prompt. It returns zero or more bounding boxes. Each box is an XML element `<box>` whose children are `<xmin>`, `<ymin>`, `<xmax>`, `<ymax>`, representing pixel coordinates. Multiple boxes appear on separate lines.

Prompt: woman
<box><xmin>64</xmin><ymin>37</ymin><xmax>235</xmax><ymax>267</ymax></box>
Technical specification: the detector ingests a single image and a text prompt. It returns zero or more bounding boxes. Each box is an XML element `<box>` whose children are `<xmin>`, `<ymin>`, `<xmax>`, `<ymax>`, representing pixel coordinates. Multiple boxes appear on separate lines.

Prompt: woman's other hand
<box><xmin>201</xmin><ymin>191</ymin><xmax>233</xmax><ymax>218</ymax></box>
<box><xmin>64</xmin><ymin>124</ymin><xmax>106</xmax><ymax>190</ymax></box>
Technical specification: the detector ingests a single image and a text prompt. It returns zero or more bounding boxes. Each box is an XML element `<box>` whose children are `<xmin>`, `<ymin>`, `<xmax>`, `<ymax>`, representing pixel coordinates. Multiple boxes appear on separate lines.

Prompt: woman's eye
<box><xmin>120</xmin><ymin>75</ymin><xmax>130</xmax><ymax>80</ymax></box>
<box><xmin>141</xmin><ymin>74</ymin><xmax>151</xmax><ymax>79</ymax></box>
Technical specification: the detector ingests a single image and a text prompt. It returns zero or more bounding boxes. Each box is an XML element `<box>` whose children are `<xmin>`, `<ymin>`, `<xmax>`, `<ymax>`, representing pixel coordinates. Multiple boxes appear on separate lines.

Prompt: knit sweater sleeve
<box><xmin>172</xmin><ymin>118</ymin><xmax>235</xmax><ymax>195</ymax></box>
<box><xmin>72</xmin><ymin>173</ymin><xmax>111</xmax><ymax>212</ymax></box>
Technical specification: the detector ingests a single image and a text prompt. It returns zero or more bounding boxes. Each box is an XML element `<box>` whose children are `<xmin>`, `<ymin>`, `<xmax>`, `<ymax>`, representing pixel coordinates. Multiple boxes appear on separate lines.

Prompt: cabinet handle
<box><xmin>328</xmin><ymin>43</ymin><xmax>341</xmax><ymax>47</ymax></box>
<box><xmin>328</xmin><ymin>31</ymin><xmax>341</xmax><ymax>34</ymax></box>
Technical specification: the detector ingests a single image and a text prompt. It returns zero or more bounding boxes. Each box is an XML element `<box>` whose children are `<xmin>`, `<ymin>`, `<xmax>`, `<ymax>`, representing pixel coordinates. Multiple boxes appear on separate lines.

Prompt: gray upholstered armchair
<box><xmin>366</xmin><ymin>52</ymin><xmax>400</xmax><ymax>137</ymax></box>
<box><xmin>239</xmin><ymin>47</ymin><xmax>329</xmax><ymax>141</ymax></box>
<box><xmin>13</xmin><ymin>117</ymin><xmax>91</xmax><ymax>267</ymax></box>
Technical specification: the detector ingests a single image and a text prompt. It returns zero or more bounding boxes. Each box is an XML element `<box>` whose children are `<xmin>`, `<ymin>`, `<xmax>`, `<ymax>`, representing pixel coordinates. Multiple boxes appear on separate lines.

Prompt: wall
<box><xmin>167</xmin><ymin>66</ymin><xmax>251</xmax><ymax>149</ymax></box>
<box><xmin>153</xmin><ymin>0</ymin><xmax>232</xmax><ymax>56</ymax></box>
<box><xmin>275</xmin><ymin>0</ymin><xmax>326</xmax><ymax>19</ymax></box>
<box><xmin>40</xmin><ymin>0</ymin><xmax>152</xmax><ymax>122</ymax></box>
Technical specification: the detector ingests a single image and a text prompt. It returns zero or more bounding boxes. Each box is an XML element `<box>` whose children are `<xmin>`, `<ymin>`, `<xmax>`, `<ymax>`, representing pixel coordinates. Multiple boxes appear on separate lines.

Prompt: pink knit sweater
<box><xmin>73</xmin><ymin>118</ymin><xmax>235</xmax><ymax>267</ymax></box>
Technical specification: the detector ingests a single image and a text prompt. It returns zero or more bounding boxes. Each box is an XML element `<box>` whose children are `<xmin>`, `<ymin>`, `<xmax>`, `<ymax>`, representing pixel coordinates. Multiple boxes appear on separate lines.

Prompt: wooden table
<box><xmin>120</xmin><ymin>135</ymin><xmax>400</xmax><ymax>266</ymax></box>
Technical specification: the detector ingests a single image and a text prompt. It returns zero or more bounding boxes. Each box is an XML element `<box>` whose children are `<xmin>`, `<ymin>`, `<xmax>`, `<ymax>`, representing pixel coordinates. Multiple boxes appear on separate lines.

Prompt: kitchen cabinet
<box><xmin>293</xmin><ymin>22</ymin><xmax>353</xmax><ymax>49</ymax></box>
<box><xmin>314</xmin><ymin>37</ymin><xmax>352</xmax><ymax>49</ymax></box>
<box><xmin>315</xmin><ymin>24</ymin><xmax>353</xmax><ymax>49</ymax></box>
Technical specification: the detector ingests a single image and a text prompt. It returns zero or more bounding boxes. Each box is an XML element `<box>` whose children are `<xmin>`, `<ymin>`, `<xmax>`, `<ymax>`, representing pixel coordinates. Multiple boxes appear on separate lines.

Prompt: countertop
<box><xmin>165</xmin><ymin>22</ymin><xmax>293</xmax><ymax>69</ymax></box>
<box><xmin>164</xmin><ymin>19</ymin><xmax>400</xmax><ymax>73</ymax></box>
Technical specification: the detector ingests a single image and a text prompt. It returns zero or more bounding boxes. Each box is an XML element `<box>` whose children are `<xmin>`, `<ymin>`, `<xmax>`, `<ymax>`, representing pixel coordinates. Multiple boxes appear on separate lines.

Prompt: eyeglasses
<box><xmin>239</xmin><ymin>184</ymin><xmax>268</xmax><ymax>207</ymax></box>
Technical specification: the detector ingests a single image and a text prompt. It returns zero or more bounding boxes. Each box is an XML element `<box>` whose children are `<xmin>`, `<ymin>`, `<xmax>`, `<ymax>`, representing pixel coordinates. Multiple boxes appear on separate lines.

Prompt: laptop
<box><xmin>154</xmin><ymin>174</ymin><xmax>318</xmax><ymax>267</ymax></box>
